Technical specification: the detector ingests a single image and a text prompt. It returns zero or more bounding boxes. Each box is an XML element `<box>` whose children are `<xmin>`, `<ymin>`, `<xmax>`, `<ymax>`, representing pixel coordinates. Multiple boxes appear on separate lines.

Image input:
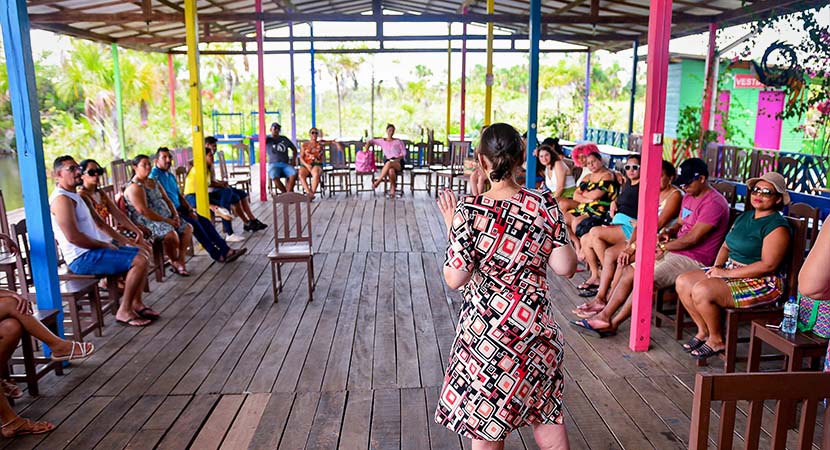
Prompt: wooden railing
<box><xmin>585</xmin><ymin>127</ymin><xmax>643</xmax><ymax>153</ymax></box>
<box><xmin>690</xmin><ymin>372</ymin><xmax>830</xmax><ymax>450</ymax></box>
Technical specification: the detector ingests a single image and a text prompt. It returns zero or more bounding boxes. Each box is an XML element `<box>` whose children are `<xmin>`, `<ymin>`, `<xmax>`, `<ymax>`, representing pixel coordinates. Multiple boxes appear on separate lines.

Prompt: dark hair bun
<box><xmin>477</xmin><ymin>123</ymin><xmax>523</xmax><ymax>182</ymax></box>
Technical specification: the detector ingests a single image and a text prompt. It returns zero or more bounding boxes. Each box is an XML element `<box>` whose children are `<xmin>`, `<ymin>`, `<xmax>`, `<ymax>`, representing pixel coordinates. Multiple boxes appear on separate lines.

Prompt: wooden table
<box><xmin>747</xmin><ymin>320</ymin><xmax>828</xmax><ymax>373</ymax></box>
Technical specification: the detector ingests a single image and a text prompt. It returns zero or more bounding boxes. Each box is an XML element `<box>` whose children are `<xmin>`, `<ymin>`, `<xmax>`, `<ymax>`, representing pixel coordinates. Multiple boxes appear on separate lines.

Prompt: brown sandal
<box><xmin>0</xmin><ymin>379</ymin><xmax>22</xmax><ymax>400</ymax></box>
<box><xmin>1</xmin><ymin>417</ymin><xmax>55</xmax><ymax>438</ymax></box>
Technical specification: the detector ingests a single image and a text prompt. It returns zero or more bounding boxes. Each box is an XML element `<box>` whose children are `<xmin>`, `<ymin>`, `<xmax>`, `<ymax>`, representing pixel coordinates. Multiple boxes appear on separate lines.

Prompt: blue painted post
<box><xmin>310</xmin><ymin>22</ymin><xmax>317</xmax><ymax>128</ymax></box>
<box><xmin>582</xmin><ymin>51</ymin><xmax>591</xmax><ymax>140</ymax></box>
<box><xmin>1</xmin><ymin>0</ymin><xmax>65</xmax><ymax>341</ymax></box>
<box><xmin>628</xmin><ymin>39</ymin><xmax>639</xmax><ymax>135</ymax></box>
<box><xmin>526</xmin><ymin>0</ymin><xmax>541</xmax><ymax>188</ymax></box>
<box><xmin>289</xmin><ymin>20</ymin><xmax>298</xmax><ymax>143</ymax></box>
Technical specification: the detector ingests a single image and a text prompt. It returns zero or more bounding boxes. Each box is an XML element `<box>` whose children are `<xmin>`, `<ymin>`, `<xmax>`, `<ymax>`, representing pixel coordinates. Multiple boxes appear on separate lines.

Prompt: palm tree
<box><xmin>319</xmin><ymin>50</ymin><xmax>365</xmax><ymax>137</ymax></box>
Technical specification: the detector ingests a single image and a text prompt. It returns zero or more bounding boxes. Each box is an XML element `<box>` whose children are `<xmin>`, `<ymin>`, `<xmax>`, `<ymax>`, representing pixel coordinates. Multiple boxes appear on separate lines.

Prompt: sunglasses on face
<box><xmin>84</xmin><ymin>168</ymin><xmax>105</xmax><ymax>177</ymax></box>
<box><xmin>750</xmin><ymin>187</ymin><xmax>777</xmax><ymax>197</ymax></box>
<box><xmin>624</xmin><ymin>164</ymin><xmax>640</xmax><ymax>171</ymax></box>
<box><xmin>61</xmin><ymin>164</ymin><xmax>81</xmax><ymax>173</ymax></box>
<box><xmin>310</xmin><ymin>131</ymin><xmax>319</xmax><ymax>135</ymax></box>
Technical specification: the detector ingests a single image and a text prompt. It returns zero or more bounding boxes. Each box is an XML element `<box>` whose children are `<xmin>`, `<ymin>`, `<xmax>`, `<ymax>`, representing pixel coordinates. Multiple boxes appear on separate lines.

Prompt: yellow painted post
<box><xmin>445</xmin><ymin>23</ymin><xmax>452</xmax><ymax>143</ymax></box>
<box><xmin>484</xmin><ymin>0</ymin><xmax>494</xmax><ymax>126</ymax></box>
<box><xmin>185</xmin><ymin>0</ymin><xmax>209</xmax><ymax>217</ymax></box>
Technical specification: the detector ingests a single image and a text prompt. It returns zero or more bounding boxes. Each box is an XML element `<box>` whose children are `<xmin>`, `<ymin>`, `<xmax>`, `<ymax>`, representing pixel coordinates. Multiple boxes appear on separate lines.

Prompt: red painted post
<box><xmin>256</xmin><ymin>0</ymin><xmax>267</xmax><ymax>201</ymax></box>
<box><xmin>699</xmin><ymin>23</ymin><xmax>717</xmax><ymax>153</ymax></box>
<box><xmin>629</xmin><ymin>0</ymin><xmax>673</xmax><ymax>352</ymax></box>
<box><xmin>167</xmin><ymin>53</ymin><xmax>176</xmax><ymax>138</ymax></box>
<box><xmin>460</xmin><ymin>15</ymin><xmax>467</xmax><ymax>141</ymax></box>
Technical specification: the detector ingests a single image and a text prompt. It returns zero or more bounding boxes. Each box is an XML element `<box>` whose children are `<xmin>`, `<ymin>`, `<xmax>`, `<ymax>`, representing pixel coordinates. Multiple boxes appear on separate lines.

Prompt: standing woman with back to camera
<box><xmin>435</xmin><ymin>123</ymin><xmax>577</xmax><ymax>450</ymax></box>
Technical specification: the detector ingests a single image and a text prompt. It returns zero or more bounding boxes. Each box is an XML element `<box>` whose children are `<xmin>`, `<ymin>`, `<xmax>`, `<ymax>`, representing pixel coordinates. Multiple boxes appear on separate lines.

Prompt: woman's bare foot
<box><xmin>1</xmin><ymin>417</ymin><xmax>55</xmax><ymax>438</ymax></box>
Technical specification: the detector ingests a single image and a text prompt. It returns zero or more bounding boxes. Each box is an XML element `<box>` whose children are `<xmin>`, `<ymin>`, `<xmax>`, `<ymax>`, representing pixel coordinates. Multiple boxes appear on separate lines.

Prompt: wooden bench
<box><xmin>690</xmin><ymin>371</ymin><xmax>830</xmax><ymax>449</ymax></box>
<box><xmin>7</xmin><ymin>309</ymin><xmax>64</xmax><ymax>396</ymax></box>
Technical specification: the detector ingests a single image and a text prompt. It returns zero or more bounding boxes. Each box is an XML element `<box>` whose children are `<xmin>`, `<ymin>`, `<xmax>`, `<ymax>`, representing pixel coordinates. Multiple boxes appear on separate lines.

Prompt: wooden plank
<box><xmin>218</xmin><ymin>393</ymin><xmax>270</xmax><ymax>450</ymax></box>
<box><xmin>422</xmin><ymin>253</ymin><xmax>459</xmax><ymax>372</ymax></box>
<box><xmin>348</xmin><ymin>252</ymin><xmax>381</xmax><ymax>391</ymax></box>
<box><xmin>394</xmin><ymin>252</ymin><xmax>421</xmax><ymax>388</ymax></box>
<box><xmin>369</xmin><ymin>388</ymin><xmax>401</xmax><ymax>450</ymax></box>
<box><xmin>412</xmin><ymin>197</ymin><xmax>437</xmax><ymax>252</ymax></box>
<box><xmin>338</xmin><ymin>390</ymin><xmax>374</xmax><ymax>450</ymax></box>
<box><xmin>603</xmin><ymin>377</ymin><xmax>684</xmax><ymax>449</ymax></box>
<box><xmin>557</xmin><ymin>376</ymin><xmax>621</xmax><ymax>450</ymax></box>
<box><xmin>156</xmin><ymin>394</ymin><xmax>220</xmax><ymax>449</ymax></box>
<box><xmin>628</xmin><ymin>376</ymin><xmax>695</xmax><ymax>447</ymax></box>
<box><xmin>63</xmin><ymin>395</ymin><xmax>142</xmax><ymax>450</ymax></box>
<box><xmin>277</xmin><ymin>391</ymin><xmax>321</xmax><ymax>449</ymax></box>
<box><xmin>404</xmin><ymin>198</ymin><xmax>425</xmax><ymax>252</ymax></box>
<box><xmin>400</xmin><ymin>388</ymin><xmax>430</xmax><ymax>450</ymax></box>
<box><xmin>408</xmin><ymin>252</ymin><xmax>445</xmax><ymax>387</ymax></box>
<box><xmin>321</xmin><ymin>252</ymin><xmax>367</xmax><ymax>392</ymax></box>
<box><xmin>395</xmin><ymin>199</ymin><xmax>411</xmax><ymax>252</ymax></box>
<box><xmin>424</xmin><ymin>387</ymin><xmax>463</xmax><ymax>450</ymax></box>
<box><xmin>247</xmin><ymin>392</ymin><xmax>295</xmax><ymax>449</ymax></box>
<box><xmin>16</xmin><ymin>396</ymin><xmax>112</xmax><ymax>450</ymax></box>
<box><xmin>373</xmin><ymin>252</ymin><xmax>398</xmax><ymax>388</ymax></box>
<box><xmin>190</xmin><ymin>394</ymin><xmax>245</xmax><ymax>450</ymax></box>
<box><xmin>359</xmin><ymin>199</ymin><xmax>375</xmax><ymax>253</ymax></box>
<box><xmin>373</xmin><ymin>199</ymin><xmax>386</xmax><ymax>252</ymax></box>
<box><xmin>305</xmin><ymin>391</ymin><xmax>347</xmax><ymax>450</ymax></box>
<box><xmin>343</xmin><ymin>199</ymin><xmax>365</xmax><ymax>253</ymax></box>
<box><xmin>92</xmin><ymin>395</ymin><xmax>167</xmax><ymax>450</ymax></box>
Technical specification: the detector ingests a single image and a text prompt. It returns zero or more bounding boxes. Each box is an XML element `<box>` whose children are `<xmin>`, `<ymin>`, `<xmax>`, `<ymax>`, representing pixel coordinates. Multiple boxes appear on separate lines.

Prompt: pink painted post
<box><xmin>713</xmin><ymin>90</ymin><xmax>730</xmax><ymax>144</ymax></box>
<box><xmin>167</xmin><ymin>53</ymin><xmax>176</xmax><ymax>138</ymax></box>
<box><xmin>255</xmin><ymin>0</ymin><xmax>267</xmax><ymax>201</ymax></box>
<box><xmin>629</xmin><ymin>0</ymin><xmax>673</xmax><ymax>352</ymax></box>
<box><xmin>699</xmin><ymin>23</ymin><xmax>717</xmax><ymax>151</ymax></box>
<box><xmin>460</xmin><ymin>14</ymin><xmax>467</xmax><ymax>140</ymax></box>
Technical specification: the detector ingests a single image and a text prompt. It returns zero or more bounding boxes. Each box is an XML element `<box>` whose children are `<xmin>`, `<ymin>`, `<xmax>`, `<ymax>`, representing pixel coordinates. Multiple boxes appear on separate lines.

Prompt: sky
<box><xmin>25</xmin><ymin>4</ymin><xmax>830</xmax><ymax>92</ymax></box>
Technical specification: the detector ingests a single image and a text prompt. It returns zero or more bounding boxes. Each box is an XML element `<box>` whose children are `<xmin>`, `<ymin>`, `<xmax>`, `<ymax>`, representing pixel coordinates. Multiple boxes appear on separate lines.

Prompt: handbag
<box><xmin>797</xmin><ymin>292</ymin><xmax>830</xmax><ymax>338</ymax></box>
<box><xmin>354</xmin><ymin>150</ymin><xmax>377</xmax><ymax>173</ymax></box>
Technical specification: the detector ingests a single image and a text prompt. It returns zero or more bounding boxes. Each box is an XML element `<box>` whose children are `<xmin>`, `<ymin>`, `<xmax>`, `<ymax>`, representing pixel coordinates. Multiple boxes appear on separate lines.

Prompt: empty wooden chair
<box><xmin>690</xmin><ymin>371</ymin><xmax>830</xmax><ymax>450</ymax></box>
<box><xmin>787</xmin><ymin>203</ymin><xmax>821</xmax><ymax>253</ymax></box>
<box><xmin>434</xmin><ymin>141</ymin><xmax>471</xmax><ymax>197</ymax></box>
<box><xmin>216</xmin><ymin>150</ymin><xmax>251</xmax><ymax>193</ymax></box>
<box><xmin>409</xmin><ymin>142</ymin><xmax>432</xmax><ymax>193</ymax></box>
<box><xmin>712</xmin><ymin>181</ymin><xmax>738</xmax><ymax>209</ymax></box>
<box><xmin>777</xmin><ymin>156</ymin><xmax>800</xmax><ymax>191</ymax></box>
<box><xmin>269</xmin><ymin>193</ymin><xmax>314</xmax><ymax>303</ymax></box>
<box><xmin>325</xmin><ymin>143</ymin><xmax>352</xmax><ymax>196</ymax></box>
<box><xmin>110</xmin><ymin>159</ymin><xmax>130</xmax><ymax>194</ymax></box>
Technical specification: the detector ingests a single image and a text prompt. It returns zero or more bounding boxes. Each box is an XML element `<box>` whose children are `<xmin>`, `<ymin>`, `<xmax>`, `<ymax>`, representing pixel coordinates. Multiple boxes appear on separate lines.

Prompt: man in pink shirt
<box><xmin>571</xmin><ymin>158</ymin><xmax>730</xmax><ymax>337</ymax></box>
<box><xmin>367</xmin><ymin>123</ymin><xmax>407</xmax><ymax>198</ymax></box>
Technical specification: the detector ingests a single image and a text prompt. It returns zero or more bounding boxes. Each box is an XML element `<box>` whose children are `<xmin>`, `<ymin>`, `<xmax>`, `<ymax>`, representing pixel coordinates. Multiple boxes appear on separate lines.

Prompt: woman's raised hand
<box><xmin>437</xmin><ymin>189</ymin><xmax>458</xmax><ymax>232</ymax></box>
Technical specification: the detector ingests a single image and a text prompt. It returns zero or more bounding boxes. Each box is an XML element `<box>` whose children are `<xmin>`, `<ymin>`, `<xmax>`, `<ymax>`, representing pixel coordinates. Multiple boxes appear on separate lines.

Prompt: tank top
<box><xmin>544</xmin><ymin>163</ymin><xmax>576</xmax><ymax>193</ymax></box>
<box><xmin>49</xmin><ymin>187</ymin><xmax>106</xmax><ymax>265</ymax></box>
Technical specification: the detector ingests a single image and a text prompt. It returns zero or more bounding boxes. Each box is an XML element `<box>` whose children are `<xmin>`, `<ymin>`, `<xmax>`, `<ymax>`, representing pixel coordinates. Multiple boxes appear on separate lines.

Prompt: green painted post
<box><xmin>112</xmin><ymin>43</ymin><xmax>127</xmax><ymax>159</ymax></box>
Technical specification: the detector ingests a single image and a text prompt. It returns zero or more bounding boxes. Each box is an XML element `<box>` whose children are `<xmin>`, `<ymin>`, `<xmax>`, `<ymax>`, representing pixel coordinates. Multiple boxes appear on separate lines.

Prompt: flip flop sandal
<box><xmin>116</xmin><ymin>318</ymin><xmax>151</xmax><ymax>327</ymax></box>
<box><xmin>577</xmin><ymin>282</ymin><xmax>599</xmax><ymax>290</ymax></box>
<box><xmin>224</xmin><ymin>248</ymin><xmax>248</xmax><ymax>263</ymax></box>
<box><xmin>51</xmin><ymin>341</ymin><xmax>94</xmax><ymax>362</ymax></box>
<box><xmin>1</xmin><ymin>380</ymin><xmax>22</xmax><ymax>400</ymax></box>
<box><xmin>136</xmin><ymin>307</ymin><xmax>161</xmax><ymax>321</ymax></box>
<box><xmin>569</xmin><ymin>319</ymin><xmax>616</xmax><ymax>338</ymax></box>
<box><xmin>170</xmin><ymin>266</ymin><xmax>191</xmax><ymax>277</ymax></box>
<box><xmin>682</xmin><ymin>336</ymin><xmax>706</xmax><ymax>353</ymax></box>
<box><xmin>578</xmin><ymin>288</ymin><xmax>599</xmax><ymax>298</ymax></box>
<box><xmin>691</xmin><ymin>344</ymin><xmax>725</xmax><ymax>360</ymax></box>
<box><xmin>1</xmin><ymin>417</ymin><xmax>55</xmax><ymax>438</ymax></box>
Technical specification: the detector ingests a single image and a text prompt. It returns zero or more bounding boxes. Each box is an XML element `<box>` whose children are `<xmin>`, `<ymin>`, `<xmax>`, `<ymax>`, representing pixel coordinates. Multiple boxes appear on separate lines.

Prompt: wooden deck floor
<box><xmin>3</xmin><ymin>187</ymin><xmax>825</xmax><ymax>449</ymax></box>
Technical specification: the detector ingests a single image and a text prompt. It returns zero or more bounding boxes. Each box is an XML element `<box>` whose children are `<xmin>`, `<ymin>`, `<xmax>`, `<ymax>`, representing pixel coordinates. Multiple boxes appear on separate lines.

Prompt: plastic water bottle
<box><xmin>781</xmin><ymin>296</ymin><xmax>799</xmax><ymax>334</ymax></box>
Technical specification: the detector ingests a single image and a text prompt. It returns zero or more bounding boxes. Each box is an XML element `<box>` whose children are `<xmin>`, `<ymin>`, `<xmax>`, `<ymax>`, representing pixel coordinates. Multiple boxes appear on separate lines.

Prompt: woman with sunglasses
<box><xmin>298</xmin><ymin>128</ymin><xmax>341</xmax><ymax>199</ymax></box>
<box><xmin>676</xmin><ymin>172</ymin><xmax>791</xmax><ymax>360</ymax></box>
<box><xmin>124</xmin><ymin>155</ymin><xmax>194</xmax><ymax>277</ymax></box>
<box><xmin>78</xmin><ymin>159</ymin><xmax>152</xmax><ymax>257</ymax></box>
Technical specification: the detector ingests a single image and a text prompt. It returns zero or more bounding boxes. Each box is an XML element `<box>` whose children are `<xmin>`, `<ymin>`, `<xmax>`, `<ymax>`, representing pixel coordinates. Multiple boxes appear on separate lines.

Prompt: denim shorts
<box><xmin>68</xmin><ymin>246</ymin><xmax>139</xmax><ymax>276</ymax></box>
<box><xmin>610</xmin><ymin>212</ymin><xmax>636</xmax><ymax>240</ymax></box>
<box><xmin>268</xmin><ymin>162</ymin><xmax>297</xmax><ymax>179</ymax></box>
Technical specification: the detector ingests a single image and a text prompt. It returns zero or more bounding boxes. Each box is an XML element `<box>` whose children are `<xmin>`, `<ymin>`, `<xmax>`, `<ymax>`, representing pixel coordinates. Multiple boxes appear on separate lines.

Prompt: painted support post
<box><xmin>168</xmin><ymin>53</ymin><xmax>177</xmax><ymax>138</ymax></box>
<box><xmin>526</xmin><ymin>0</ymin><xmax>541</xmax><ymax>188</ymax></box>
<box><xmin>582</xmin><ymin>51</ymin><xmax>591</xmax><ymax>140</ymax></box>
<box><xmin>310</xmin><ymin>22</ymin><xmax>317</xmax><ymax>129</ymax></box>
<box><xmin>1</xmin><ymin>0</ymin><xmax>65</xmax><ymax>339</ymax></box>
<box><xmin>289</xmin><ymin>20</ymin><xmax>297</xmax><ymax>144</ymax></box>
<box><xmin>112</xmin><ymin>43</ymin><xmax>127</xmax><ymax>159</ymax></box>
<box><xmin>699</xmin><ymin>23</ymin><xmax>718</xmax><ymax>154</ymax></box>
<box><xmin>484</xmin><ymin>0</ymin><xmax>495</xmax><ymax>126</ymax></box>
<box><xmin>255</xmin><ymin>0</ymin><xmax>267</xmax><ymax>201</ymax></box>
<box><xmin>628</xmin><ymin>39</ymin><xmax>638</xmax><ymax>135</ymax></box>
<box><xmin>460</xmin><ymin>13</ymin><xmax>467</xmax><ymax>141</ymax></box>
<box><xmin>630</xmin><ymin>0</ymin><xmax>673</xmax><ymax>352</ymax></box>
<box><xmin>185</xmin><ymin>0</ymin><xmax>209</xmax><ymax>217</ymax></box>
<box><xmin>446</xmin><ymin>24</ymin><xmax>452</xmax><ymax>143</ymax></box>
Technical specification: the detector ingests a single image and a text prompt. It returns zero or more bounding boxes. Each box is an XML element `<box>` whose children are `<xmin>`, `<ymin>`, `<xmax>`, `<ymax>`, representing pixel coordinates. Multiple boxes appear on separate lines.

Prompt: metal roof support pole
<box><xmin>185</xmin><ymin>0</ymin><xmax>210</xmax><ymax>217</ymax></box>
<box><xmin>460</xmin><ymin>11</ymin><xmax>467</xmax><ymax>141</ymax></box>
<box><xmin>484</xmin><ymin>0</ymin><xmax>494</xmax><ymax>126</ymax></box>
<box><xmin>112</xmin><ymin>43</ymin><xmax>127</xmax><ymax>159</ymax></box>
<box><xmin>628</xmin><ymin>39</ymin><xmax>638</xmax><ymax>135</ymax></box>
<box><xmin>168</xmin><ymin>53</ymin><xmax>177</xmax><ymax>138</ymax></box>
<box><xmin>0</xmin><ymin>0</ymin><xmax>65</xmax><ymax>341</ymax></box>
<box><xmin>699</xmin><ymin>22</ymin><xmax>718</xmax><ymax>155</ymax></box>
<box><xmin>289</xmin><ymin>20</ymin><xmax>297</xmax><ymax>144</ymax></box>
<box><xmin>526</xmin><ymin>0</ymin><xmax>540</xmax><ymax>188</ymax></box>
<box><xmin>256</xmin><ymin>0</ymin><xmax>267</xmax><ymax>201</ymax></box>
<box><xmin>446</xmin><ymin>24</ymin><xmax>452</xmax><ymax>144</ymax></box>
<box><xmin>310</xmin><ymin>22</ymin><xmax>317</xmax><ymax>129</ymax></box>
<box><xmin>582</xmin><ymin>50</ymin><xmax>591</xmax><ymax>140</ymax></box>
<box><xmin>630</xmin><ymin>0</ymin><xmax>673</xmax><ymax>352</ymax></box>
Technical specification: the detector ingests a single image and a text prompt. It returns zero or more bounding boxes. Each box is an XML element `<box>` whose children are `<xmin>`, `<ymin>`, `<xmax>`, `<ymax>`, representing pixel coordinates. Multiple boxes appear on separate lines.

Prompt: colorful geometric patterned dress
<box><xmin>435</xmin><ymin>188</ymin><xmax>570</xmax><ymax>441</ymax></box>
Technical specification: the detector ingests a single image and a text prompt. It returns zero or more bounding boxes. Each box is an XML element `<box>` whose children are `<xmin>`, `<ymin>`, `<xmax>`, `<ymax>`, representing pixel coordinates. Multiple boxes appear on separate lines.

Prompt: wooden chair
<box><xmin>228</xmin><ymin>143</ymin><xmax>252</xmax><ymax>178</ymax></box>
<box><xmin>716</xmin><ymin>216</ymin><xmax>808</xmax><ymax>373</ymax></box>
<box><xmin>434</xmin><ymin>141</ymin><xmax>471</xmax><ymax>197</ymax></box>
<box><xmin>354</xmin><ymin>144</ymin><xmax>377</xmax><ymax>194</ymax></box>
<box><xmin>0</xmin><ymin>190</ymin><xmax>14</xmax><ymax>291</ymax></box>
<box><xmin>269</xmin><ymin>193</ymin><xmax>314</xmax><ymax>303</ymax></box>
<box><xmin>409</xmin><ymin>143</ymin><xmax>432</xmax><ymax>193</ymax></box>
<box><xmin>325</xmin><ymin>144</ymin><xmax>352</xmax><ymax>197</ymax></box>
<box><xmin>787</xmin><ymin>203</ymin><xmax>821</xmax><ymax>253</ymax></box>
<box><xmin>13</xmin><ymin>220</ymin><xmax>104</xmax><ymax>341</ymax></box>
<box><xmin>752</xmin><ymin>153</ymin><xmax>777</xmax><ymax>178</ymax></box>
<box><xmin>712</xmin><ymin>181</ymin><xmax>738</xmax><ymax>209</ymax></box>
<box><xmin>175</xmin><ymin>166</ymin><xmax>188</xmax><ymax>193</ymax></box>
<box><xmin>690</xmin><ymin>372</ymin><xmax>830</xmax><ymax>450</ymax></box>
<box><xmin>216</xmin><ymin>151</ymin><xmax>251</xmax><ymax>193</ymax></box>
<box><xmin>110</xmin><ymin>159</ymin><xmax>130</xmax><ymax>194</ymax></box>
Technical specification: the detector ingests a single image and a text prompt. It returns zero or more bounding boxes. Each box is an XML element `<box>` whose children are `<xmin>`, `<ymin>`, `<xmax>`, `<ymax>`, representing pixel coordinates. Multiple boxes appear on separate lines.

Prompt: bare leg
<box><xmin>0</xmin><ymin>319</ymin><xmax>21</xmax><ymax>368</ymax></box>
<box><xmin>389</xmin><ymin>168</ymin><xmax>398</xmax><ymax>195</ymax></box>
<box><xmin>0</xmin><ymin>296</ymin><xmax>82</xmax><ymax>355</ymax></box>
<box><xmin>472</xmin><ymin>439</ymin><xmax>505</xmax><ymax>450</ymax></box>
<box><xmin>676</xmin><ymin>270</ymin><xmax>710</xmax><ymax>341</ymax></box>
<box><xmin>690</xmin><ymin>279</ymin><xmax>733</xmax><ymax>351</ymax></box>
<box><xmin>272</xmin><ymin>178</ymin><xmax>287</xmax><ymax>193</ymax></box>
<box><xmin>116</xmin><ymin>253</ymin><xmax>151</xmax><ymax>325</ymax></box>
<box><xmin>240</xmin><ymin>198</ymin><xmax>256</xmax><ymax>222</ymax></box>
<box><xmin>298</xmin><ymin>167</ymin><xmax>312</xmax><ymax>194</ymax></box>
<box><xmin>585</xmin><ymin>265</ymin><xmax>636</xmax><ymax>330</ymax></box>
<box><xmin>532</xmin><ymin>422</ymin><xmax>571</xmax><ymax>450</ymax></box>
<box><xmin>594</xmin><ymin>243</ymin><xmax>625</xmax><ymax>303</ymax></box>
<box><xmin>177</xmin><ymin>224</ymin><xmax>193</xmax><ymax>270</ymax></box>
<box><xmin>230</xmin><ymin>202</ymin><xmax>250</xmax><ymax>226</ymax></box>
<box><xmin>162</xmin><ymin>231</ymin><xmax>181</xmax><ymax>269</ymax></box>
<box><xmin>286</xmin><ymin>175</ymin><xmax>296</xmax><ymax>192</ymax></box>
<box><xmin>310</xmin><ymin>167</ymin><xmax>323</xmax><ymax>196</ymax></box>
<box><xmin>581</xmin><ymin>232</ymin><xmax>601</xmax><ymax>285</ymax></box>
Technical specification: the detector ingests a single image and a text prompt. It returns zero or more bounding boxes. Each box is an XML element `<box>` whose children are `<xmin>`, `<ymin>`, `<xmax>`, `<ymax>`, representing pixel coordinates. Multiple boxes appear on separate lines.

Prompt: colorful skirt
<box><xmin>723</xmin><ymin>259</ymin><xmax>782</xmax><ymax>308</ymax></box>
